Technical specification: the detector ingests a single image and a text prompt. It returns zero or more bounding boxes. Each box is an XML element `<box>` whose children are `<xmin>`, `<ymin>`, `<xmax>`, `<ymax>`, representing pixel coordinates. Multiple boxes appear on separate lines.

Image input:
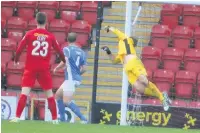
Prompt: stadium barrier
<box><xmin>93</xmin><ymin>103</ymin><xmax>200</xmax><ymax>129</ymax></box>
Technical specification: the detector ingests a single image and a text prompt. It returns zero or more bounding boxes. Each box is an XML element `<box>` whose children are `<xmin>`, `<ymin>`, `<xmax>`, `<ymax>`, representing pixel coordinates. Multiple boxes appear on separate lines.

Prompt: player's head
<box><xmin>36</xmin><ymin>12</ymin><xmax>47</xmax><ymax>27</ymax></box>
<box><xmin>68</xmin><ymin>32</ymin><xmax>77</xmax><ymax>43</ymax></box>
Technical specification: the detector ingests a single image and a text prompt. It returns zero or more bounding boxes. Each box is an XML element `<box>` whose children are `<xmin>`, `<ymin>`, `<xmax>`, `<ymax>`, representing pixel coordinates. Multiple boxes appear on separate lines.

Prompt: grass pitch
<box><xmin>2</xmin><ymin>120</ymin><xmax>199</xmax><ymax>133</ymax></box>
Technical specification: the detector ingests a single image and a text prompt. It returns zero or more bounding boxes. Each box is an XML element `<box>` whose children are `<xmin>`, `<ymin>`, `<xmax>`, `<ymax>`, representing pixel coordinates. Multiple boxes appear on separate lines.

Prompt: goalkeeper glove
<box><xmin>101</xmin><ymin>46</ymin><xmax>112</xmax><ymax>55</ymax></box>
<box><xmin>104</xmin><ymin>26</ymin><xmax>110</xmax><ymax>33</ymax></box>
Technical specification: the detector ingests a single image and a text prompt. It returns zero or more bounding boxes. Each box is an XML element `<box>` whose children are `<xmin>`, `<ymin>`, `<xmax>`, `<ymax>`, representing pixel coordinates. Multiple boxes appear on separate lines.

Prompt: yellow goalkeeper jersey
<box><xmin>111</xmin><ymin>28</ymin><xmax>136</xmax><ymax>63</ymax></box>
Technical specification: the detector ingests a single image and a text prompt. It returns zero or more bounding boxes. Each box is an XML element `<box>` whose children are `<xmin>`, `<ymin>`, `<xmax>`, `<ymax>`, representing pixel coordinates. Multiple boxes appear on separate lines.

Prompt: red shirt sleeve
<box><xmin>14</xmin><ymin>33</ymin><xmax>29</xmax><ymax>62</ymax></box>
<box><xmin>52</xmin><ymin>36</ymin><xmax>66</xmax><ymax>63</ymax></box>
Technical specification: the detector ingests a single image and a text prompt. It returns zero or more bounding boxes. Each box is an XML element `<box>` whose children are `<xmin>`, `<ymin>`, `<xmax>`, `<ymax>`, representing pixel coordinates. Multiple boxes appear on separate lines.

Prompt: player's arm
<box><xmin>80</xmin><ymin>65</ymin><xmax>86</xmax><ymax>75</ymax></box>
<box><xmin>101</xmin><ymin>46</ymin><xmax>121</xmax><ymax>64</ymax></box>
<box><xmin>52</xmin><ymin>36</ymin><xmax>66</xmax><ymax>63</ymax></box>
<box><xmin>80</xmin><ymin>51</ymin><xmax>87</xmax><ymax>75</ymax></box>
<box><xmin>14</xmin><ymin>34</ymin><xmax>28</xmax><ymax>63</ymax></box>
<box><xmin>104</xmin><ymin>26</ymin><xmax>126</xmax><ymax>40</ymax></box>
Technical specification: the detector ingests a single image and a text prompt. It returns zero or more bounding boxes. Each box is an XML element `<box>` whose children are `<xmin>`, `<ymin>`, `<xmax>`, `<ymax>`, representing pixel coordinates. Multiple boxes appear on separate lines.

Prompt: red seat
<box><xmin>18</xmin><ymin>52</ymin><xmax>27</xmax><ymax>62</ymax></box>
<box><xmin>60</xmin><ymin>11</ymin><xmax>77</xmax><ymax>24</ymax></box>
<box><xmin>51</xmin><ymin>64</ymin><xmax>64</xmax><ymax>77</ymax></box>
<box><xmin>1</xmin><ymin>38</ymin><xmax>17</xmax><ymax>51</ymax></box>
<box><xmin>39</xmin><ymin>9</ymin><xmax>56</xmax><ymax>22</ymax></box>
<box><xmin>1</xmin><ymin>51</ymin><xmax>13</xmax><ymax>64</ymax></box>
<box><xmin>162</xmin><ymin>48</ymin><xmax>184</xmax><ymax>72</ymax></box>
<box><xmin>81</xmin><ymin>2</ymin><xmax>98</xmax><ymax>25</ymax></box>
<box><xmin>142</xmin><ymin>99</ymin><xmax>161</xmax><ymax>105</ymax></box>
<box><xmin>2</xmin><ymin>1</ymin><xmax>17</xmax><ymax>7</ymax></box>
<box><xmin>161</xmin><ymin>4</ymin><xmax>182</xmax><ymax>29</ymax></box>
<box><xmin>1</xmin><ymin>90</ymin><xmax>7</xmax><ymax>96</ymax></box>
<box><xmin>183</xmin><ymin>5</ymin><xmax>200</xmax><ymax>29</ymax></box>
<box><xmin>7</xmin><ymin>17</ymin><xmax>27</xmax><ymax>30</ymax></box>
<box><xmin>194</xmin><ymin>27</ymin><xmax>200</xmax><ymax>49</ymax></box>
<box><xmin>153</xmin><ymin>69</ymin><xmax>174</xmax><ymax>95</ymax></box>
<box><xmin>146</xmin><ymin>69</ymin><xmax>153</xmax><ymax>81</ymax></box>
<box><xmin>184</xmin><ymin>49</ymin><xmax>200</xmax><ymax>73</ymax></box>
<box><xmin>50</xmin><ymin>55</ymin><xmax>56</xmax><ymax>64</ymax></box>
<box><xmin>7</xmin><ymin>73</ymin><xmax>22</xmax><ymax>88</ymax></box>
<box><xmin>141</xmin><ymin>46</ymin><xmax>162</xmax><ymax>71</ymax></box>
<box><xmin>49</xmin><ymin>19</ymin><xmax>70</xmax><ymax>32</ymax></box>
<box><xmin>52</xmin><ymin>76</ymin><xmax>64</xmax><ymax>90</ymax></box>
<box><xmin>197</xmin><ymin>74</ymin><xmax>200</xmax><ymax>98</ymax></box>
<box><xmin>71</xmin><ymin>20</ymin><xmax>92</xmax><ymax>46</ymax></box>
<box><xmin>1</xmin><ymin>7</ymin><xmax>13</xmax><ymax>19</ymax></box>
<box><xmin>172</xmin><ymin>26</ymin><xmax>193</xmax><ymax>50</ymax></box>
<box><xmin>172</xmin><ymin>100</ymin><xmax>187</xmax><ymax>107</ymax></box>
<box><xmin>175</xmin><ymin>70</ymin><xmax>197</xmax><ymax>98</ymax></box>
<box><xmin>61</xmin><ymin>42</ymin><xmax>70</xmax><ymax>49</ymax></box>
<box><xmin>127</xmin><ymin>98</ymin><xmax>142</xmax><ymax>104</ymax></box>
<box><xmin>1</xmin><ymin>90</ymin><xmax>17</xmax><ymax>96</ymax></box>
<box><xmin>7</xmin><ymin>61</ymin><xmax>25</xmax><ymax>74</ymax></box>
<box><xmin>27</xmin><ymin>19</ymin><xmax>49</xmax><ymax>30</ymax></box>
<box><xmin>150</xmin><ymin>24</ymin><xmax>171</xmax><ymax>49</ymax></box>
<box><xmin>59</xmin><ymin>2</ymin><xmax>81</xmax><ymax>11</ymax></box>
<box><xmin>1</xmin><ymin>62</ymin><xmax>6</xmax><ymax>74</ymax></box>
<box><xmin>52</xmin><ymin>32</ymin><xmax>67</xmax><ymax>45</ymax></box>
<box><xmin>1</xmin><ymin>16</ymin><xmax>7</xmax><ymax>29</ymax></box>
<box><xmin>8</xmin><ymin>31</ymin><xmax>24</xmax><ymax>43</ymax></box>
<box><xmin>189</xmin><ymin>101</ymin><xmax>200</xmax><ymax>108</ymax></box>
<box><xmin>38</xmin><ymin>1</ymin><xmax>59</xmax><ymax>10</ymax></box>
<box><xmin>17</xmin><ymin>1</ymin><xmax>37</xmax><ymax>21</ymax></box>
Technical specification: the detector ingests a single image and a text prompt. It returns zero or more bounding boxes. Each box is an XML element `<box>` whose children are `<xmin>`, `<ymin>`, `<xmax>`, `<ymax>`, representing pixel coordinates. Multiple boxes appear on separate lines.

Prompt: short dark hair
<box><xmin>36</xmin><ymin>12</ymin><xmax>46</xmax><ymax>25</ymax></box>
<box><xmin>68</xmin><ymin>32</ymin><xmax>77</xmax><ymax>43</ymax></box>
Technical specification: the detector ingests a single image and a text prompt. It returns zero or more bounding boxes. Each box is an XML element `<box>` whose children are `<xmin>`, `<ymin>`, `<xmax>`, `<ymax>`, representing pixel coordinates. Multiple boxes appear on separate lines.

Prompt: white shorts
<box><xmin>60</xmin><ymin>80</ymin><xmax>81</xmax><ymax>93</ymax></box>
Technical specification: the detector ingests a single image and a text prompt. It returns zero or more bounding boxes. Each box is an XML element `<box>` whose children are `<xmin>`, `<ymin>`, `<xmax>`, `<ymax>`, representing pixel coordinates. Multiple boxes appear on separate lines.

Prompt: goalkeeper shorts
<box><xmin>124</xmin><ymin>57</ymin><xmax>147</xmax><ymax>85</ymax></box>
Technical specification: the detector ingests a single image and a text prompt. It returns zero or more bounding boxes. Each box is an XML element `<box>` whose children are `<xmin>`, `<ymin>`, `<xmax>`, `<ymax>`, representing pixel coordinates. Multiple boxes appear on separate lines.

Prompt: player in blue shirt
<box><xmin>54</xmin><ymin>33</ymin><xmax>87</xmax><ymax>123</ymax></box>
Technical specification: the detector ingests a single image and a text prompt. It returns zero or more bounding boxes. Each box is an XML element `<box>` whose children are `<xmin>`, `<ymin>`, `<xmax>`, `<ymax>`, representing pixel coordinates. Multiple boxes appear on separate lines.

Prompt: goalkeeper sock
<box><xmin>57</xmin><ymin>99</ymin><xmax>66</xmax><ymax>122</ymax></box>
<box><xmin>67</xmin><ymin>101</ymin><xmax>87</xmax><ymax>121</ymax></box>
<box><xmin>47</xmin><ymin>97</ymin><xmax>57</xmax><ymax>120</ymax></box>
<box><xmin>144</xmin><ymin>82</ymin><xmax>164</xmax><ymax>102</ymax></box>
<box><xmin>16</xmin><ymin>94</ymin><xmax>27</xmax><ymax>118</ymax></box>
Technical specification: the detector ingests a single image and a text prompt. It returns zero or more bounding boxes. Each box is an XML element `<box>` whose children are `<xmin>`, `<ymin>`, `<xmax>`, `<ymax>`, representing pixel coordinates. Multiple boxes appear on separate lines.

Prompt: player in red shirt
<box><xmin>10</xmin><ymin>12</ymin><xmax>65</xmax><ymax>124</ymax></box>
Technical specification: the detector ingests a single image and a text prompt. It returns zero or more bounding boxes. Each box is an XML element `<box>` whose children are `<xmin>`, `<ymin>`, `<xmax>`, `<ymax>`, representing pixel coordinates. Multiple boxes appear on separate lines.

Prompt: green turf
<box><xmin>2</xmin><ymin>120</ymin><xmax>199</xmax><ymax>133</ymax></box>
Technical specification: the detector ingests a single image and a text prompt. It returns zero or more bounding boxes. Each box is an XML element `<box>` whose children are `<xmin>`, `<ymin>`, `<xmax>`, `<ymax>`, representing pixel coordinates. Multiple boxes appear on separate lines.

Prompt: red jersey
<box><xmin>15</xmin><ymin>28</ymin><xmax>65</xmax><ymax>70</ymax></box>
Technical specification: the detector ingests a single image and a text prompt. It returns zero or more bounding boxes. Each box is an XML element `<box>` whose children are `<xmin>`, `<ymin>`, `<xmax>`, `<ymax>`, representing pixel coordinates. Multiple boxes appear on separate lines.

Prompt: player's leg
<box><xmin>62</xmin><ymin>80</ymin><xmax>87</xmax><ymax>123</ymax></box>
<box><xmin>55</xmin><ymin>83</ymin><xmax>66</xmax><ymax>122</ymax></box>
<box><xmin>11</xmin><ymin>69</ymin><xmax>35</xmax><ymax>122</ymax></box>
<box><xmin>38</xmin><ymin>70</ymin><xmax>58</xmax><ymax>123</ymax></box>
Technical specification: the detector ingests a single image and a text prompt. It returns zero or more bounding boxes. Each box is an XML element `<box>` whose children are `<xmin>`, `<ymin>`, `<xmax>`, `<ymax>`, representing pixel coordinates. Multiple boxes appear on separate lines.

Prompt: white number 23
<box><xmin>32</xmin><ymin>41</ymin><xmax>49</xmax><ymax>57</ymax></box>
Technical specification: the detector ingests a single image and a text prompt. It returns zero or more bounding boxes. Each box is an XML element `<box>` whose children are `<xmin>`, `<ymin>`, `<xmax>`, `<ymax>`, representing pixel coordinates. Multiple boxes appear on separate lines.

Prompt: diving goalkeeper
<box><xmin>101</xmin><ymin>26</ymin><xmax>171</xmax><ymax>111</ymax></box>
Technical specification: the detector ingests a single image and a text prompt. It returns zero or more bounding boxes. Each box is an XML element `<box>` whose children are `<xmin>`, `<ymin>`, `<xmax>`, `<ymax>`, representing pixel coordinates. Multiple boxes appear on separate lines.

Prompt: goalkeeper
<box><xmin>102</xmin><ymin>26</ymin><xmax>171</xmax><ymax>111</ymax></box>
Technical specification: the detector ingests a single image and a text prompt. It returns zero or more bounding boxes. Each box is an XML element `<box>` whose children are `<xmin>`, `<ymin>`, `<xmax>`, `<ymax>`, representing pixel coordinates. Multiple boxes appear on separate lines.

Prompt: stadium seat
<box><xmin>1</xmin><ymin>90</ymin><xmax>7</xmax><ymax>96</ymax></box>
<box><xmin>17</xmin><ymin>1</ymin><xmax>38</xmax><ymax>21</ymax></box>
<box><xmin>162</xmin><ymin>48</ymin><xmax>184</xmax><ymax>72</ymax></box>
<box><xmin>194</xmin><ymin>27</ymin><xmax>200</xmax><ymax>49</ymax></box>
<box><xmin>183</xmin><ymin>5</ymin><xmax>200</xmax><ymax>29</ymax></box>
<box><xmin>172</xmin><ymin>26</ymin><xmax>193</xmax><ymax>50</ymax></box>
<box><xmin>189</xmin><ymin>101</ymin><xmax>200</xmax><ymax>108</ymax></box>
<box><xmin>161</xmin><ymin>4</ymin><xmax>182</xmax><ymax>29</ymax></box>
<box><xmin>141</xmin><ymin>46</ymin><xmax>162</xmax><ymax>71</ymax></box>
<box><xmin>52</xmin><ymin>32</ymin><xmax>67</xmax><ymax>45</ymax></box>
<box><xmin>175</xmin><ymin>70</ymin><xmax>197</xmax><ymax>98</ymax></box>
<box><xmin>184</xmin><ymin>49</ymin><xmax>200</xmax><ymax>73</ymax></box>
<box><xmin>153</xmin><ymin>69</ymin><xmax>174</xmax><ymax>95</ymax></box>
<box><xmin>1</xmin><ymin>62</ymin><xmax>6</xmax><ymax>74</ymax></box>
<box><xmin>1</xmin><ymin>38</ymin><xmax>17</xmax><ymax>51</ymax></box>
<box><xmin>1</xmin><ymin>90</ymin><xmax>17</xmax><ymax>96</ymax></box>
<box><xmin>59</xmin><ymin>2</ymin><xmax>81</xmax><ymax>11</ymax></box>
<box><xmin>1</xmin><ymin>7</ymin><xmax>14</xmax><ymax>19</ymax></box>
<box><xmin>49</xmin><ymin>19</ymin><xmax>70</xmax><ymax>33</ymax></box>
<box><xmin>1</xmin><ymin>15</ymin><xmax>7</xmax><ymax>29</ymax></box>
<box><xmin>6</xmin><ymin>73</ymin><xmax>22</xmax><ymax>88</ymax></box>
<box><xmin>52</xmin><ymin>76</ymin><xmax>64</xmax><ymax>90</ymax></box>
<box><xmin>71</xmin><ymin>20</ymin><xmax>92</xmax><ymax>47</ymax></box>
<box><xmin>127</xmin><ymin>98</ymin><xmax>142</xmax><ymax>104</ymax></box>
<box><xmin>27</xmin><ymin>19</ymin><xmax>49</xmax><ymax>30</ymax></box>
<box><xmin>50</xmin><ymin>54</ymin><xmax>56</xmax><ymax>64</ymax></box>
<box><xmin>172</xmin><ymin>100</ymin><xmax>187</xmax><ymax>107</ymax></box>
<box><xmin>81</xmin><ymin>1</ymin><xmax>98</xmax><ymax>25</ymax></box>
<box><xmin>8</xmin><ymin>31</ymin><xmax>24</xmax><ymax>43</ymax></box>
<box><xmin>147</xmin><ymin>69</ymin><xmax>153</xmax><ymax>81</ymax></box>
<box><xmin>1</xmin><ymin>51</ymin><xmax>13</xmax><ymax>64</ymax></box>
<box><xmin>60</xmin><ymin>11</ymin><xmax>77</xmax><ymax>24</ymax></box>
<box><xmin>142</xmin><ymin>99</ymin><xmax>161</xmax><ymax>105</ymax></box>
<box><xmin>7</xmin><ymin>61</ymin><xmax>25</xmax><ymax>74</ymax></box>
<box><xmin>61</xmin><ymin>42</ymin><xmax>70</xmax><ymax>49</ymax></box>
<box><xmin>18</xmin><ymin>52</ymin><xmax>27</xmax><ymax>62</ymax></box>
<box><xmin>38</xmin><ymin>1</ymin><xmax>59</xmax><ymax>10</ymax></box>
<box><xmin>1</xmin><ymin>1</ymin><xmax>17</xmax><ymax>7</ymax></box>
<box><xmin>150</xmin><ymin>24</ymin><xmax>171</xmax><ymax>49</ymax></box>
<box><xmin>197</xmin><ymin>74</ymin><xmax>200</xmax><ymax>98</ymax></box>
<box><xmin>7</xmin><ymin>17</ymin><xmax>27</xmax><ymax>30</ymax></box>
